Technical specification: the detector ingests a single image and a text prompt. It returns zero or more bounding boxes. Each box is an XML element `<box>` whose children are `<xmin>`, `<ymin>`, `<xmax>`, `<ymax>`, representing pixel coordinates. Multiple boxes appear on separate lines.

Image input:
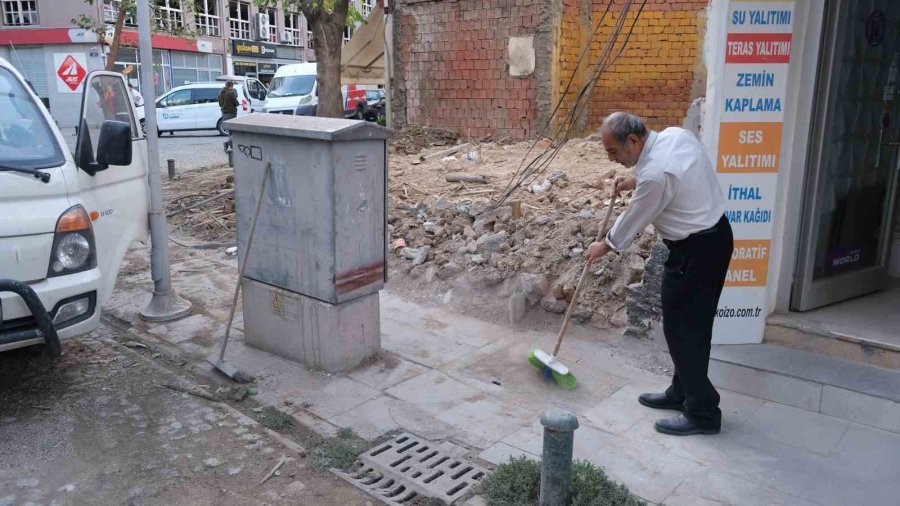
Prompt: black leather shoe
<box><xmin>654</xmin><ymin>415</ymin><xmax>720</xmax><ymax>436</ymax></box>
<box><xmin>638</xmin><ymin>392</ymin><xmax>684</xmax><ymax>411</ymax></box>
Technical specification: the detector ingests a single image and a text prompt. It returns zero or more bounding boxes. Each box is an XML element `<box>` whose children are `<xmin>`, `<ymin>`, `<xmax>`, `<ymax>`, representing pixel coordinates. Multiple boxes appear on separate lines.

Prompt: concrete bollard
<box><xmin>167</xmin><ymin>159</ymin><xmax>176</xmax><ymax>179</ymax></box>
<box><xmin>540</xmin><ymin>408</ymin><xmax>578</xmax><ymax>506</ymax></box>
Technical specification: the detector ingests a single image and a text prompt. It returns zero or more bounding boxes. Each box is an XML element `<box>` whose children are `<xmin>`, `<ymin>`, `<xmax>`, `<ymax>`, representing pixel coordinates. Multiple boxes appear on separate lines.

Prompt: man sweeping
<box><xmin>585</xmin><ymin>112</ymin><xmax>733</xmax><ymax>436</ymax></box>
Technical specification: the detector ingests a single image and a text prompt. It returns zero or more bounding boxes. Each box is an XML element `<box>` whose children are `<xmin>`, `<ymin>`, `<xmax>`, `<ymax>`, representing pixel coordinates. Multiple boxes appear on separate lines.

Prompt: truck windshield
<box><xmin>267</xmin><ymin>75</ymin><xmax>315</xmax><ymax>98</ymax></box>
<box><xmin>0</xmin><ymin>67</ymin><xmax>65</xmax><ymax>170</ymax></box>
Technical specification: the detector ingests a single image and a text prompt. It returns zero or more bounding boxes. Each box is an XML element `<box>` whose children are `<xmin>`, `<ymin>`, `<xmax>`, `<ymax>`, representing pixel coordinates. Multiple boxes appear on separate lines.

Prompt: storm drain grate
<box><xmin>333</xmin><ymin>433</ymin><xmax>488</xmax><ymax>505</ymax></box>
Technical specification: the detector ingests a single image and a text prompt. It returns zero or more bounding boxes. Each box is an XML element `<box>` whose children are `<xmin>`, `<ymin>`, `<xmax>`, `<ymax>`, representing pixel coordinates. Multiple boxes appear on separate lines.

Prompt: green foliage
<box><xmin>311</xmin><ymin>428</ymin><xmax>369</xmax><ymax>471</ymax></box>
<box><xmin>259</xmin><ymin>406</ymin><xmax>295</xmax><ymax>431</ymax></box>
<box><xmin>479</xmin><ymin>457</ymin><xmax>646</xmax><ymax>506</ymax></box>
<box><xmin>478</xmin><ymin>456</ymin><xmax>541</xmax><ymax>506</ymax></box>
<box><xmin>74</xmin><ymin>0</ymin><xmax>197</xmax><ymax>40</ymax></box>
<box><xmin>569</xmin><ymin>460</ymin><xmax>646</xmax><ymax>506</ymax></box>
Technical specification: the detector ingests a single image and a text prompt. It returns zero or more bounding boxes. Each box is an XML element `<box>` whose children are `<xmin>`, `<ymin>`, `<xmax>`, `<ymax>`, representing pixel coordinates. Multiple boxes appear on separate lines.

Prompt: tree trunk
<box><xmin>105</xmin><ymin>3</ymin><xmax>127</xmax><ymax>71</ymax></box>
<box><xmin>306</xmin><ymin>1</ymin><xmax>350</xmax><ymax>119</ymax></box>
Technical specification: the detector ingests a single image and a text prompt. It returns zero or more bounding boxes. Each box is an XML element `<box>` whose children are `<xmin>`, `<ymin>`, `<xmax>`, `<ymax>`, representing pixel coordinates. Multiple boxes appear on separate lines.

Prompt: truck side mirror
<box><xmin>97</xmin><ymin>120</ymin><xmax>132</xmax><ymax>167</ymax></box>
<box><xmin>75</xmin><ymin>119</ymin><xmax>131</xmax><ymax>175</ymax></box>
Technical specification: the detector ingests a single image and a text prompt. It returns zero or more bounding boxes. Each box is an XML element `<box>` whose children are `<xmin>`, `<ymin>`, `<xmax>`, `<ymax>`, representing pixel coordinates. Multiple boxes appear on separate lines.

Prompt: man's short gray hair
<box><xmin>599</xmin><ymin>112</ymin><xmax>648</xmax><ymax>144</ymax></box>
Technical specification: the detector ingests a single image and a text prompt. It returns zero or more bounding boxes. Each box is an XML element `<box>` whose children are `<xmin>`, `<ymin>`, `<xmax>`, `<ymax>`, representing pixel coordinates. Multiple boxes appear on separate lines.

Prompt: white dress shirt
<box><xmin>605</xmin><ymin>127</ymin><xmax>726</xmax><ymax>251</ymax></box>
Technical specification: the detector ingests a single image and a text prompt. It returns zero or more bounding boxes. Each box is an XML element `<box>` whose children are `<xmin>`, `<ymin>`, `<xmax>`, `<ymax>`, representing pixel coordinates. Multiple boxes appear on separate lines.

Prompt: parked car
<box><xmin>0</xmin><ymin>57</ymin><xmax>149</xmax><ymax>355</ymax></box>
<box><xmin>154</xmin><ymin>82</ymin><xmax>252</xmax><ymax>136</ymax></box>
<box><xmin>262</xmin><ymin>63</ymin><xmax>318</xmax><ymax>116</ymax></box>
<box><xmin>362</xmin><ymin>88</ymin><xmax>386</xmax><ymax>121</ymax></box>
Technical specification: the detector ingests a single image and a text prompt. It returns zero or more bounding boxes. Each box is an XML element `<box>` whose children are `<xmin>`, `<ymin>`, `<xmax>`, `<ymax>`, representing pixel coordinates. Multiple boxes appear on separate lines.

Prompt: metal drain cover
<box><xmin>334</xmin><ymin>433</ymin><xmax>488</xmax><ymax>505</ymax></box>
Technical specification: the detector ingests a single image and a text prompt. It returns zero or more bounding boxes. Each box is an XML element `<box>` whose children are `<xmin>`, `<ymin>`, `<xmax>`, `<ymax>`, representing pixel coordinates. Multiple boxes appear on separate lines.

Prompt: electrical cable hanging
<box><xmin>493</xmin><ymin>0</ymin><xmax>648</xmax><ymax>208</ymax></box>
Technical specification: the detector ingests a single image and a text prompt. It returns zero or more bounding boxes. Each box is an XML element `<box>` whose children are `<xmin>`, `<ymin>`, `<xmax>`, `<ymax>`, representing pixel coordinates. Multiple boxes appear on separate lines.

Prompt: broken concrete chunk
<box><xmin>399</xmin><ymin>246</ymin><xmax>430</xmax><ymax>265</ymax></box>
<box><xmin>468</xmin><ymin>254</ymin><xmax>486</xmax><ymax>265</ymax></box>
<box><xmin>533</xmin><ymin>215</ymin><xmax>550</xmax><ymax>226</ymax></box>
<box><xmin>476</xmin><ymin>230</ymin><xmax>510</xmax><ymax>253</ymax></box>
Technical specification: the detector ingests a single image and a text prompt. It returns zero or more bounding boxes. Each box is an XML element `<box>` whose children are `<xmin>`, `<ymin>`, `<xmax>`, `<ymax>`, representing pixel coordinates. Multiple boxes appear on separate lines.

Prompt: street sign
<box><xmin>54</xmin><ymin>53</ymin><xmax>87</xmax><ymax>93</ymax></box>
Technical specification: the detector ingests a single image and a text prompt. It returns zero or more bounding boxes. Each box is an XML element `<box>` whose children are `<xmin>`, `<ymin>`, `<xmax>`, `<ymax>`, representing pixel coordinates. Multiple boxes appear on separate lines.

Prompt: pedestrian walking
<box><xmin>218</xmin><ymin>80</ymin><xmax>239</xmax><ymax>153</ymax></box>
<box><xmin>128</xmin><ymin>82</ymin><xmax>144</xmax><ymax>107</ymax></box>
<box><xmin>585</xmin><ymin>112</ymin><xmax>733</xmax><ymax>436</ymax></box>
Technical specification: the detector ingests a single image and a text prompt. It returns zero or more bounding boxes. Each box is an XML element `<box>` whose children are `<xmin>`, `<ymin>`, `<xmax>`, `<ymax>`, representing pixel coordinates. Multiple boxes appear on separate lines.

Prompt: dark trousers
<box><xmin>661</xmin><ymin>215</ymin><xmax>733</xmax><ymax>425</ymax></box>
<box><xmin>221</xmin><ymin>112</ymin><xmax>237</xmax><ymax>150</ymax></box>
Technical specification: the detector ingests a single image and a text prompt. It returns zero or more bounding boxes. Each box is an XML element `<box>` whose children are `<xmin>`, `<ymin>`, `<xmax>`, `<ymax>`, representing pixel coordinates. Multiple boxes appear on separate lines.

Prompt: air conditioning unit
<box><xmin>280</xmin><ymin>30</ymin><xmax>293</xmax><ymax>44</ymax></box>
<box><xmin>255</xmin><ymin>12</ymin><xmax>268</xmax><ymax>41</ymax></box>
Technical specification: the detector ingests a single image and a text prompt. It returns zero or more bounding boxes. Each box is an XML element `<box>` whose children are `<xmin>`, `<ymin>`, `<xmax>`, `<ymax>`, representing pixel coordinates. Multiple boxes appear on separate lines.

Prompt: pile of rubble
<box><xmin>386</xmin><ymin>138</ymin><xmax>656</xmax><ymax>329</ymax></box>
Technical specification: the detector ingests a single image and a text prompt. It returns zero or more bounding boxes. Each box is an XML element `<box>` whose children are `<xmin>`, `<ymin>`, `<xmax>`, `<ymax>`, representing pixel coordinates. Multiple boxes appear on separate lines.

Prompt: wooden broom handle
<box><xmin>552</xmin><ymin>193</ymin><xmax>617</xmax><ymax>356</ymax></box>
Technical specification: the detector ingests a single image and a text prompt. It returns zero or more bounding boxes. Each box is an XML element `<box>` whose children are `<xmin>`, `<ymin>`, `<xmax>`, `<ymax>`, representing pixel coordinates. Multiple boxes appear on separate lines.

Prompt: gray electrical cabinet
<box><xmin>227</xmin><ymin>114</ymin><xmax>389</xmax><ymax>372</ymax></box>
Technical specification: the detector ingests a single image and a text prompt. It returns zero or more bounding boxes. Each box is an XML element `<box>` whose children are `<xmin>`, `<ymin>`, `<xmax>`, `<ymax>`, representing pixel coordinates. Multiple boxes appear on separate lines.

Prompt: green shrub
<box><xmin>479</xmin><ymin>456</ymin><xmax>540</xmax><ymax>506</ymax></box>
<box><xmin>569</xmin><ymin>460</ymin><xmax>645</xmax><ymax>506</ymax></box>
<box><xmin>480</xmin><ymin>457</ymin><xmax>645</xmax><ymax>506</ymax></box>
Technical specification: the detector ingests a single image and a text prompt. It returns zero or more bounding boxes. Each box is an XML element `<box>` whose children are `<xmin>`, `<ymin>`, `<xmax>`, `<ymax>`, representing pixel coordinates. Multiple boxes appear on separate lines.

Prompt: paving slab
<box><xmin>329</xmin><ymin>396</ymin><xmax>403</xmax><ymax>441</ymax></box>
<box><xmin>582</xmin><ymin>385</ymin><xmax>654</xmax><ymax>434</ymax></box>
<box><xmin>381</xmin><ymin>318</ymin><xmax>479</xmax><ymax>368</ymax></box>
<box><xmin>820</xmin><ymin>385</ymin><xmax>900</xmax><ymax>434</ymax></box>
<box><xmin>579</xmin><ymin>429</ymin><xmax>704</xmax><ymax>504</ymax></box>
<box><xmin>663</xmin><ymin>470</ymin><xmax>821</xmax><ymax>506</ymax></box>
<box><xmin>478</xmin><ymin>442</ymin><xmax>539</xmax><ymax>466</ymax></box>
<box><xmin>300</xmin><ymin>377</ymin><xmax>382</xmax><ymax>420</ymax></box>
<box><xmin>829</xmin><ymin>423</ymin><xmax>900</xmax><ymax>481</ymax></box>
<box><xmin>709</xmin><ymin>358</ymin><xmax>823</xmax><ymax>412</ymax></box>
<box><xmin>436</xmin><ymin>399</ymin><xmax>533</xmax><ymax>449</ymax></box>
<box><xmin>737</xmin><ymin>401</ymin><xmax>850</xmax><ymax>456</ymax></box>
<box><xmin>386</xmin><ymin>370</ymin><xmax>483</xmax><ymax>416</ymax></box>
<box><xmin>347</xmin><ymin>353</ymin><xmax>430</xmax><ymax>391</ymax></box>
<box><xmin>459</xmin><ymin>341</ymin><xmax>628</xmax><ymax>414</ymax></box>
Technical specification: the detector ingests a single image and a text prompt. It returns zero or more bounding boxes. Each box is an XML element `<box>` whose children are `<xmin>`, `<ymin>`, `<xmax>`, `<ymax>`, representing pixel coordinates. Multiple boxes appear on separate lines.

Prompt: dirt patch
<box><xmin>390</xmin><ymin>125</ymin><xmax>460</xmax><ymax>155</ymax></box>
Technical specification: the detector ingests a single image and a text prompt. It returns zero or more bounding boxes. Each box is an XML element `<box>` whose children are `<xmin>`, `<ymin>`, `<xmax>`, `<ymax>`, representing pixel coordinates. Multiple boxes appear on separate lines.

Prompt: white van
<box><xmin>0</xmin><ymin>57</ymin><xmax>148</xmax><ymax>355</ymax></box>
<box><xmin>261</xmin><ymin>63</ymin><xmax>317</xmax><ymax>116</ymax></box>
<box><xmin>155</xmin><ymin>82</ymin><xmax>251</xmax><ymax>136</ymax></box>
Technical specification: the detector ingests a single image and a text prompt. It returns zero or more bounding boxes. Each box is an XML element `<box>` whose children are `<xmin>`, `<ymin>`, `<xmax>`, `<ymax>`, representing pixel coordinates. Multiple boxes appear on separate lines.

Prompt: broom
<box><xmin>528</xmin><ymin>192</ymin><xmax>618</xmax><ymax>389</ymax></box>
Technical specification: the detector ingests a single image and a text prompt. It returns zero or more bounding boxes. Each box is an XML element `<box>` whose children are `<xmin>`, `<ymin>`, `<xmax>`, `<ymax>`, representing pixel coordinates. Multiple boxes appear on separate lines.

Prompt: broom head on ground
<box><xmin>527</xmin><ymin>349</ymin><xmax>577</xmax><ymax>390</ymax></box>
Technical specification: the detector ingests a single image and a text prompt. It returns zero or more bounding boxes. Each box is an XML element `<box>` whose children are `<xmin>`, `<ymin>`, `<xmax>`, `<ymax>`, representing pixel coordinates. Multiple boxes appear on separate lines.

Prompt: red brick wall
<box><xmin>393</xmin><ymin>0</ymin><xmax>707</xmax><ymax>139</ymax></box>
<box><xmin>556</xmin><ymin>0</ymin><xmax>708</xmax><ymax>134</ymax></box>
<box><xmin>394</xmin><ymin>0</ymin><xmax>545</xmax><ymax>140</ymax></box>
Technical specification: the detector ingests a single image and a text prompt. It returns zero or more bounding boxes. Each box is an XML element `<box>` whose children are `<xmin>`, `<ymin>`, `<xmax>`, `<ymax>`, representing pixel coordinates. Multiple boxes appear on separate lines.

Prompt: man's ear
<box><xmin>627</xmin><ymin>133</ymin><xmax>640</xmax><ymax>145</ymax></box>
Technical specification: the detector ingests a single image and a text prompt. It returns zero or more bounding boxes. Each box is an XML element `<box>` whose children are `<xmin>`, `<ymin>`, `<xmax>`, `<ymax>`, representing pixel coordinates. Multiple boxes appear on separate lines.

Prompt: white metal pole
<box><xmin>136</xmin><ymin>0</ymin><xmax>191</xmax><ymax>321</ymax></box>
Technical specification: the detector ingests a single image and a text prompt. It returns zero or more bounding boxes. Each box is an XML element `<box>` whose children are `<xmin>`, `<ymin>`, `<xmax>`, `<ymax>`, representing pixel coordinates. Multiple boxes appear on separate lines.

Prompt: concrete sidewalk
<box><xmin>107</xmin><ymin>248</ymin><xmax>900</xmax><ymax>505</ymax></box>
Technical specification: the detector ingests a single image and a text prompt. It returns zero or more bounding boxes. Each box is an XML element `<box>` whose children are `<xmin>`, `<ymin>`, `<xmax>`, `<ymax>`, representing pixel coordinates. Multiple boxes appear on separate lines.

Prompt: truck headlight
<box><xmin>48</xmin><ymin>205</ymin><xmax>96</xmax><ymax>278</ymax></box>
<box><xmin>297</xmin><ymin>95</ymin><xmax>312</xmax><ymax>105</ymax></box>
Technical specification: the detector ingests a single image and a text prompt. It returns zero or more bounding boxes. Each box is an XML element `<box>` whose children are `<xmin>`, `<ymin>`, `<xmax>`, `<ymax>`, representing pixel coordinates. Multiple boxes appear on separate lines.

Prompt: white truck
<box><xmin>0</xmin><ymin>57</ymin><xmax>149</xmax><ymax>356</ymax></box>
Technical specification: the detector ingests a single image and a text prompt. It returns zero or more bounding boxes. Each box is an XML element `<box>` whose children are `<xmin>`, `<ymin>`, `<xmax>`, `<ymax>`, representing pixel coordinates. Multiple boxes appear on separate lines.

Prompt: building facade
<box><xmin>0</xmin><ymin>0</ymin><xmax>372</xmax><ymax>127</ymax></box>
<box><xmin>391</xmin><ymin>0</ymin><xmax>708</xmax><ymax>141</ymax></box>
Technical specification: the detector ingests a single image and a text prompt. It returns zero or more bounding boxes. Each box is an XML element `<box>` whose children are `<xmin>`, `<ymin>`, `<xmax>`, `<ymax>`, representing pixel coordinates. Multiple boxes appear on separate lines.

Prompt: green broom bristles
<box><xmin>527</xmin><ymin>351</ymin><xmax>577</xmax><ymax>390</ymax></box>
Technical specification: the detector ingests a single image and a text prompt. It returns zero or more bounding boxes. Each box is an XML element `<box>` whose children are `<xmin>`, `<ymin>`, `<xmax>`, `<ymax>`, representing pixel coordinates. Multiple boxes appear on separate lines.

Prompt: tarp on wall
<box><xmin>340</xmin><ymin>7</ymin><xmax>384</xmax><ymax>85</ymax></box>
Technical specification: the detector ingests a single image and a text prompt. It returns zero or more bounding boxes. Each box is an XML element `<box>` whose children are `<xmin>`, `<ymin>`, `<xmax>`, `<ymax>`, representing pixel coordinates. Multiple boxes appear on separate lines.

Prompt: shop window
<box><xmin>103</xmin><ymin>0</ymin><xmax>136</xmax><ymax>26</ymax></box>
<box><xmin>155</xmin><ymin>0</ymin><xmax>183</xmax><ymax>31</ymax></box>
<box><xmin>195</xmin><ymin>0</ymin><xmax>219</xmax><ymax>37</ymax></box>
<box><xmin>2</xmin><ymin>0</ymin><xmax>38</xmax><ymax>25</ymax></box>
<box><xmin>267</xmin><ymin>8</ymin><xmax>277</xmax><ymax>43</ymax></box>
<box><xmin>284</xmin><ymin>12</ymin><xmax>301</xmax><ymax>46</ymax></box>
<box><xmin>229</xmin><ymin>0</ymin><xmax>250</xmax><ymax>40</ymax></box>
